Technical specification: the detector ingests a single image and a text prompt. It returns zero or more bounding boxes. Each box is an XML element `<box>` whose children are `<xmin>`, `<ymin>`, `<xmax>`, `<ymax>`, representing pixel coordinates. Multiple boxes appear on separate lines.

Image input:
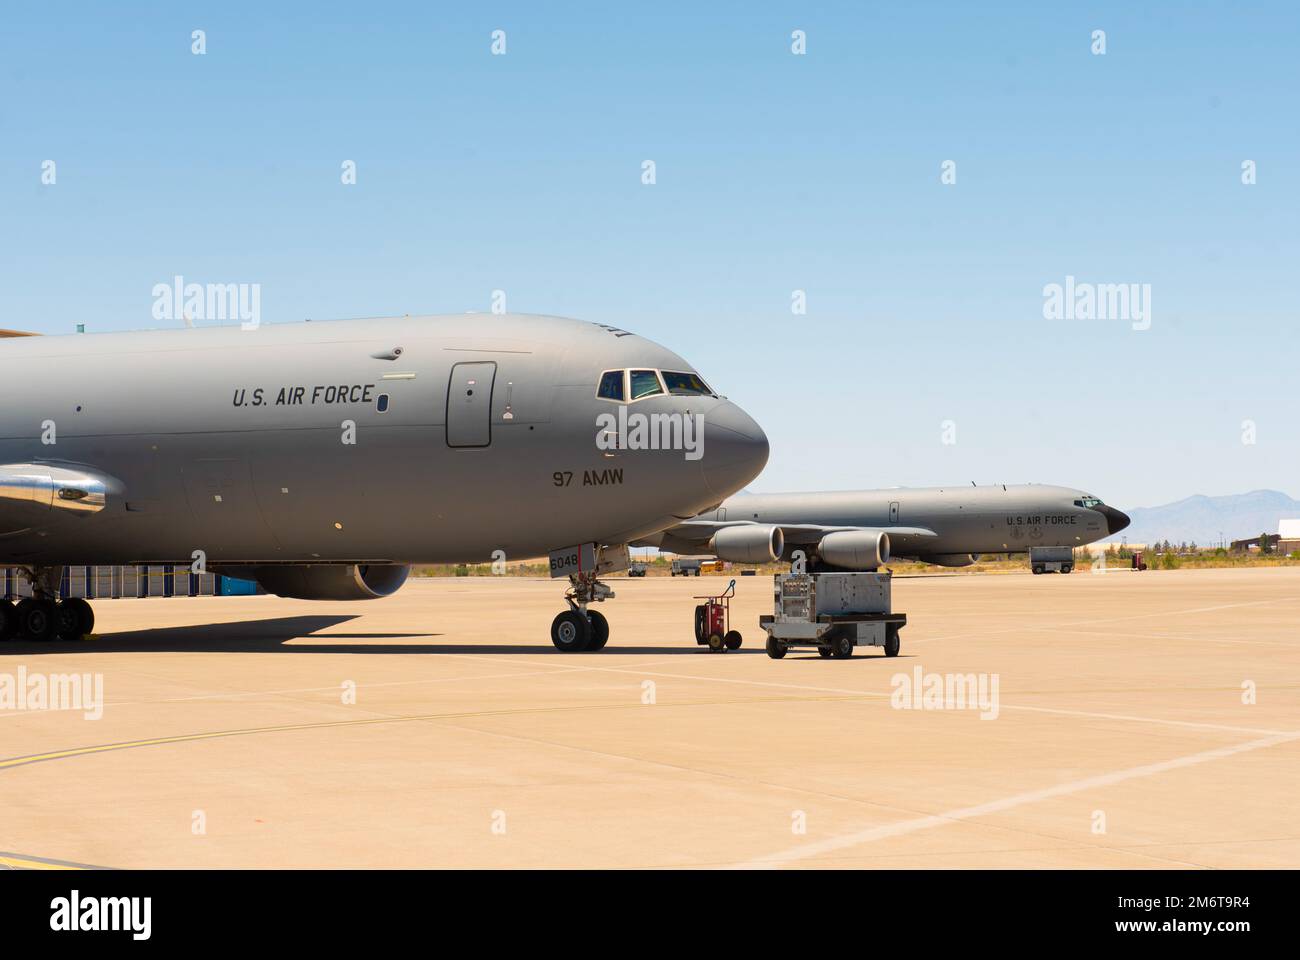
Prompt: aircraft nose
<box><xmin>1098</xmin><ymin>504</ymin><xmax>1130</xmax><ymax>535</ymax></box>
<box><xmin>700</xmin><ymin>401</ymin><xmax>769</xmax><ymax>498</ymax></box>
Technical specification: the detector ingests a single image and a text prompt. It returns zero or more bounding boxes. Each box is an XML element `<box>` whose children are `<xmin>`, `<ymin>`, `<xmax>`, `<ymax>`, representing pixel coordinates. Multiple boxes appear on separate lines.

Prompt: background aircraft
<box><xmin>637</xmin><ymin>483</ymin><xmax>1130</xmax><ymax>571</ymax></box>
<box><xmin>0</xmin><ymin>314</ymin><xmax>768</xmax><ymax>651</ymax></box>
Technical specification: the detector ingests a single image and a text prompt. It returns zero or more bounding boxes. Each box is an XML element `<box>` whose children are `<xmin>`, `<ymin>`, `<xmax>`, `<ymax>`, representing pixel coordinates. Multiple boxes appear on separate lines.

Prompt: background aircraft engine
<box><xmin>927</xmin><ymin>553</ymin><xmax>979</xmax><ymax>567</ymax></box>
<box><xmin>708</xmin><ymin>524</ymin><xmax>784</xmax><ymax>563</ymax></box>
<box><xmin>816</xmin><ymin>530</ymin><xmax>891</xmax><ymax>570</ymax></box>
<box><xmin>223</xmin><ymin>563</ymin><xmax>411</xmax><ymax>600</ymax></box>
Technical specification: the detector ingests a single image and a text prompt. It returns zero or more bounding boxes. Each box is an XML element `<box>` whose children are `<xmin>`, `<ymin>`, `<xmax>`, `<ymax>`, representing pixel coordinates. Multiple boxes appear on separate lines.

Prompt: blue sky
<box><xmin>2</xmin><ymin>2</ymin><xmax>1296</xmax><ymax>508</ymax></box>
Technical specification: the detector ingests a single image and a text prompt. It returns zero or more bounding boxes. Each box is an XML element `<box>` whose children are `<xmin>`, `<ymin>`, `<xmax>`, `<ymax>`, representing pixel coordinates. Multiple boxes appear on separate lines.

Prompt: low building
<box><xmin>1278</xmin><ymin>519</ymin><xmax>1300</xmax><ymax>555</ymax></box>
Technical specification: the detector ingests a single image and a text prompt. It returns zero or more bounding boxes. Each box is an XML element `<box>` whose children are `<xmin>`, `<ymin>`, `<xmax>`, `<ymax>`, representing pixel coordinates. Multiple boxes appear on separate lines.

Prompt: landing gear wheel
<box><xmin>831</xmin><ymin>633</ymin><xmax>854</xmax><ymax>659</ymax></box>
<box><xmin>765</xmin><ymin>635</ymin><xmax>787</xmax><ymax>659</ymax></box>
<box><xmin>707</xmin><ymin>633</ymin><xmax>725</xmax><ymax>653</ymax></box>
<box><xmin>63</xmin><ymin>597</ymin><xmax>94</xmax><ymax>636</ymax></box>
<box><xmin>586</xmin><ymin>610</ymin><xmax>609</xmax><ymax>651</ymax></box>
<box><xmin>884</xmin><ymin>626</ymin><xmax>901</xmax><ymax>658</ymax></box>
<box><xmin>551</xmin><ymin>610</ymin><xmax>591</xmax><ymax>652</ymax></box>
<box><xmin>694</xmin><ymin>604</ymin><xmax>708</xmax><ymax>643</ymax></box>
<box><xmin>724</xmin><ymin>630</ymin><xmax>742</xmax><ymax>651</ymax></box>
<box><xmin>817</xmin><ymin>646</ymin><xmax>833</xmax><ymax>659</ymax></box>
<box><xmin>0</xmin><ymin>599</ymin><xmax>15</xmax><ymax>642</ymax></box>
<box><xmin>16</xmin><ymin>598</ymin><xmax>57</xmax><ymax>642</ymax></box>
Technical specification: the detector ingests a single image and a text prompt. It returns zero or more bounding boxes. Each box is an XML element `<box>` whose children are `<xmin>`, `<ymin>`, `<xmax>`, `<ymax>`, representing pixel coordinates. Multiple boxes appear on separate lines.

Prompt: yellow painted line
<box><xmin>0</xmin><ymin>855</ymin><xmax>83</xmax><ymax>870</ymax></box>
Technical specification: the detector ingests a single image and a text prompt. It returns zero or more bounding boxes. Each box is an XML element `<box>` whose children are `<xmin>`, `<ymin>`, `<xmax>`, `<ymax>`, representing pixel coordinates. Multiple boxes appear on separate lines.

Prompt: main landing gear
<box><xmin>0</xmin><ymin>566</ymin><xmax>95</xmax><ymax>644</ymax></box>
<box><xmin>550</xmin><ymin>569</ymin><xmax>614</xmax><ymax>653</ymax></box>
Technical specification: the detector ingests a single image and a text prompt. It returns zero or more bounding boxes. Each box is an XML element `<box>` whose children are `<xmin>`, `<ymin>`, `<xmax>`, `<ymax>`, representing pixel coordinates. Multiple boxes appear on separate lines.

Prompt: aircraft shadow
<box><xmin>1</xmin><ymin>615</ymin><xmax>770</xmax><ymax>656</ymax></box>
<box><xmin>4</xmin><ymin>615</ymin><xmax>363</xmax><ymax>655</ymax></box>
<box><xmin>781</xmin><ymin>653</ymin><xmax>915</xmax><ymax>662</ymax></box>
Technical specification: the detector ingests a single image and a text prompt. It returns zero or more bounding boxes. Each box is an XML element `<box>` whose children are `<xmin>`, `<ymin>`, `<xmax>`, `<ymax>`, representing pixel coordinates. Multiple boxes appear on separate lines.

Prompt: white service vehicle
<box><xmin>670</xmin><ymin>558</ymin><xmax>703</xmax><ymax>576</ymax></box>
<box><xmin>1029</xmin><ymin>545</ymin><xmax>1075</xmax><ymax>575</ymax></box>
<box><xmin>760</xmin><ymin>571</ymin><xmax>905</xmax><ymax>660</ymax></box>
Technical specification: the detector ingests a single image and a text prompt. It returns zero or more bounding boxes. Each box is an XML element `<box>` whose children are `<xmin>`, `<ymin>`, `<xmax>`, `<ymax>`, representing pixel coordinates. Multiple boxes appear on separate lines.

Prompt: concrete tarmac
<box><xmin>1</xmin><ymin>567</ymin><xmax>1297</xmax><ymax>868</ymax></box>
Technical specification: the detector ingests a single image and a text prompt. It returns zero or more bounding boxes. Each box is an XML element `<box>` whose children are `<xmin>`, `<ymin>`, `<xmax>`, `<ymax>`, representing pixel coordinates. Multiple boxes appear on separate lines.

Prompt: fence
<box><xmin>1</xmin><ymin>566</ymin><xmax>261</xmax><ymax>600</ymax></box>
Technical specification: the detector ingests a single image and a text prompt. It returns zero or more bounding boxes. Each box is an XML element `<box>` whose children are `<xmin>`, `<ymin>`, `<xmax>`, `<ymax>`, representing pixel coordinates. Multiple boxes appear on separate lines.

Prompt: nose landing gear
<box><xmin>550</xmin><ymin>569</ymin><xmax>615</xmax><ymax>652</ymax></box>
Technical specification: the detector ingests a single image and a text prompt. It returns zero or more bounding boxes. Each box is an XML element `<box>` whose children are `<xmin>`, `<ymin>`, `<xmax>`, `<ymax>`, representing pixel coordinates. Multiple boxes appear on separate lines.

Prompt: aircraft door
<box><xmin>889</xmin><ymin>500</ymin><xmax>899</xmax><ymax>523</ymax></box>
<box><xmin>446</xmin><ymin>362</ymin><xmax>497</xmax><ymax>447</ymax></box>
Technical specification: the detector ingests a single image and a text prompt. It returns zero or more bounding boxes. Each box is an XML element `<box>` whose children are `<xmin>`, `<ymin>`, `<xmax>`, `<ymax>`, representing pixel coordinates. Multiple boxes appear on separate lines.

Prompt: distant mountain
<box><xmin>1110</xmin><ymin>490</ymin><xmax>1300</xmax><ymax>546</ymax></box>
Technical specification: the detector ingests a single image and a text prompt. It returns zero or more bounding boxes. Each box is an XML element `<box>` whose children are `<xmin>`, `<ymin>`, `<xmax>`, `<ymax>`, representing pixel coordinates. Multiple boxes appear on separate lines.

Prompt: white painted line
<box><xmin>918</xmin><ymin>596</ymin><xmax>1300</xmax><ymax>644</ymax></box>
<box><xmin>735</xmin><ymin>729</ymin><xmax>1300</xmax><ymax>868</ymax></box>
<box><xmin>444</xmin><ymin>657</ymin><xmax>1291</xmax><ymax>737</ymax></box>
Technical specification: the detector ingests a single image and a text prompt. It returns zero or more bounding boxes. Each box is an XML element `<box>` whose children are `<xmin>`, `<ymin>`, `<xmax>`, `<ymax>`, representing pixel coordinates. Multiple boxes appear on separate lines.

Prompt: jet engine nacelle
<box><xmin>218</xmin><ymin>563</ymin><xmax>411</xmax><ymax>600</ymax></box>
<box><xmin>816</xmin><ymin>530</ymin><xmax>891</xmax><ymax>570</ymax></box>
<box><xmin>926</xmin><ymin>553</ymin><xmax>979</xmax><ymax>568</ymax></box>
<box><xmin>0</xmin><ymin>462</ymin><xmax>114</xmax><ymax>515</ymax></box>
<box><xmin>708</xmin><ymin>524</ymin><xmax>784</xmax><ymax>563</ymax></box>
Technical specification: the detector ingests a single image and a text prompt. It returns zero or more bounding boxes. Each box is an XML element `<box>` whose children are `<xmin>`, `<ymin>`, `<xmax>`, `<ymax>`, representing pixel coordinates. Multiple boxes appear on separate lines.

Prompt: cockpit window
<box><xmin>597</xmin><ymin>370</ymin><xmax>625</xmax><ymax>401</ymax></box>
<box><xmin>1074</xmin><ymin>497</ymin><xmax>1103</xmax><ymax>508</ymax></box>
<box><xmin>598</xmin><ymin>368</ymin><xmax>702</xmax><ymax>402</ymax></box>
<box><xmin>629</xmin><ymin>369</ymin><xmax>664</xmax><ymax>400</ymax></box>
<box><xmin>662</xmin><ymin>371</ymin><xmax>714</xmax><ymax>396</ymax></box>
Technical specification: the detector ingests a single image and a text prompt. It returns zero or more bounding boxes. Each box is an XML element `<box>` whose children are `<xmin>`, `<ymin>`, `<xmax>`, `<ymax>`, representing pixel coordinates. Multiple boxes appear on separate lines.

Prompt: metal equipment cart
<box><xmin>759</xmin><ymin>572</ymin><xmax>905</xmax><ymax>659</ymax></box>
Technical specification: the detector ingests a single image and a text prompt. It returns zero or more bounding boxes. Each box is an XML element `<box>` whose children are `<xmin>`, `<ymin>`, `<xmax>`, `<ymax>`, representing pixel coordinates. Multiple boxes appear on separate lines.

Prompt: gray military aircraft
<box><xmin>638</xmin><ymin>483</ymin><xmax>1129</xmax><ymax>572</ymax></box>
<box><xmin>0</xmin><ymin>314</ymin><xmax>768</xmax><ymax>651</ymax></box>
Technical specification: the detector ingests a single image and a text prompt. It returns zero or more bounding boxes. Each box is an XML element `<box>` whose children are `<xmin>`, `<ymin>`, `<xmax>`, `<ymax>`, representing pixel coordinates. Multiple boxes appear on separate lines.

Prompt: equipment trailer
<box><xmin>760</xmin><ymin>571</ymin><xmax>905</xmax><ymax>659</ymax></box>
<box><xmin>1029</xmin><ymin>545</ymin><xmax>1074</xmax><ymax>575</ymax></box>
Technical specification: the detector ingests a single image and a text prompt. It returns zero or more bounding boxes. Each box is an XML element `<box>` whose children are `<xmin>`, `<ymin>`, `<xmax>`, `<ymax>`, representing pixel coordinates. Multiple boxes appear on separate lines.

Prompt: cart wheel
<box><xmin>831</xmin><ymin>633</ymin><xmax>854</xmax><ymax>659</ymax></box>
<box><xmin>765</xmin><ymin>636</ymin><xmax>786</xmax><ymax>659</ymax></box>
<box><xmin>694</xmin><ymin>604</ymin><xmax>708</xmax><ymax>643</ymax></box>
<box><xmin>724</xmin><ymin>630</ymin><xmax>742</xmax><ymax>650</ymax></box>
<box><xmin>707</xmin><ymin>633</ymin><xmax>725</xmax><ymax>652</ymax></box>
<box><xmin>817</xmin><ymin>646</ymin><xmax>832</xmax><ymax>659</ymax></box>
<box><xmin>884</xmin><ymin>626</ymin><xmax>900</xmax><ymax>658</ymax></box>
